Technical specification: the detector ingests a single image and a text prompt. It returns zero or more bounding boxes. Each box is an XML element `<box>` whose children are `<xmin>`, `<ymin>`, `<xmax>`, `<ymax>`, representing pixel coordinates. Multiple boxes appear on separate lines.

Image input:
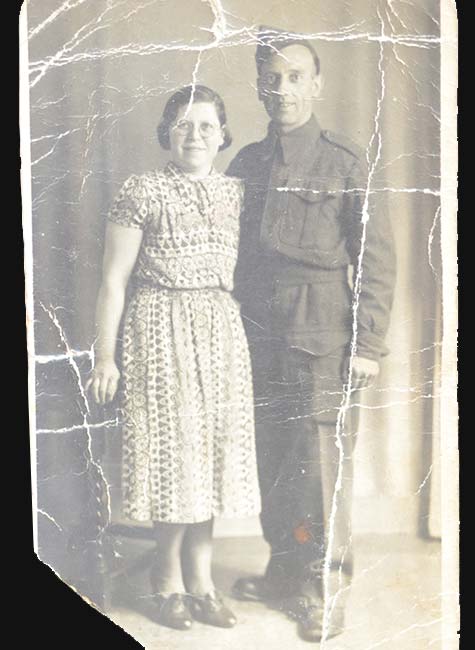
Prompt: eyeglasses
<box><xmin>171</xmin><ymin>120</ymin><xmax>221</xmax><ymax>139</ymax></box>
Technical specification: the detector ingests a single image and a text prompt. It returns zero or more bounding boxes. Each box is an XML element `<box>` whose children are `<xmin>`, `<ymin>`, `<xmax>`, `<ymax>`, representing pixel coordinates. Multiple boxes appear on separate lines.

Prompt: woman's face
<box><xmin>169</xmin><ymin>102</ymin><xmax>224</xmax><ymax>176</ymax></box>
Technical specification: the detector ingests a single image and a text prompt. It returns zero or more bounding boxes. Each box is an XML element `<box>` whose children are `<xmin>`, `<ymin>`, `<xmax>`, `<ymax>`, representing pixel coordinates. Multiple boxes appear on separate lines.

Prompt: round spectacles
<box><xmin>172</xmin><ymin>120</ymin><xmax>221</xmax><ymax>139</ymax></box>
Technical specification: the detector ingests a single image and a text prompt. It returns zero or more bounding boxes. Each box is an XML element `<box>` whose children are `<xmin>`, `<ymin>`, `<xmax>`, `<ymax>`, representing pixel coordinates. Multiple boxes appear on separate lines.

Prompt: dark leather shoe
<box><xmin>284</xmin><ymin>595</ymin><xmax>345</xmax><ymax>642</ymax></box>
<box><xmin>188</xmin><ymin>591</ymin><xmax>237</xmax><ymax>628</ymax></box>
<box><xmin>154</xmin><ymin>593</ymin><xmax>193</xmax><ymax>630</ymax></box>
<box><xmin>232</xmin><ymin>576</ymin><xmax>271</xmax><ymax>601</ymax></box>
<box><xmin>283</xmin><ymin>594</ymin><xmax>324</xmax><ymax>641</ymax></box>
<box><xmin>232</xmin><ymin>575</ymin><xmax>293</xmax><ymax>602</ymax></box>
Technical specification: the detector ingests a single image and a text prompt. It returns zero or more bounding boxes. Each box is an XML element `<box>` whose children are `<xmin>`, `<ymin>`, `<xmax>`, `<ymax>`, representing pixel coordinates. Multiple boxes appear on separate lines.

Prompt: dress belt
<box><xmin>133</xmin><ymin>278</ymin><xmax>230</xmax><ymax>293</ymax></box>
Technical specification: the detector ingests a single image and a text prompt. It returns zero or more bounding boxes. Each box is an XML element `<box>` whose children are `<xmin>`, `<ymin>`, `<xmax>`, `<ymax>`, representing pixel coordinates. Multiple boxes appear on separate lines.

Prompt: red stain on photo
<box><xmin>294</xmin><ymin>523</ymin><xmax>312</xmax><ymax>544</ymax></box>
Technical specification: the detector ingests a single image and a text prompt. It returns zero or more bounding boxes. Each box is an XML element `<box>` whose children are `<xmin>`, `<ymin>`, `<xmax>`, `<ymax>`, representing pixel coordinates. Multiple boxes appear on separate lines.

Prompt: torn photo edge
<box><xmin>19</xmin><ymin>2</ymin><xmax>459</xmax><ymax>645</ymax></box>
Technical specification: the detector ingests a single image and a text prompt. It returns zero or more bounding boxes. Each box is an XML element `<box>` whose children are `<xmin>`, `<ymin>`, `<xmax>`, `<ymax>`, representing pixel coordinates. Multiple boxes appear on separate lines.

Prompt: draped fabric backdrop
<box><xmin>27</xmin><ymin>0</ymin><xmax>442</xmax><ymax>542</ymax></box>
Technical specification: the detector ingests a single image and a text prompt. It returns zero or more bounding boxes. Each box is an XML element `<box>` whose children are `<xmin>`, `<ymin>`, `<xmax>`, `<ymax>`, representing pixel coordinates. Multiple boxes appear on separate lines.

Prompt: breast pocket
<box><xmin>279</xmin><ymin>186</ymin><xmax>343</xmax><ymax>251</ymax></box>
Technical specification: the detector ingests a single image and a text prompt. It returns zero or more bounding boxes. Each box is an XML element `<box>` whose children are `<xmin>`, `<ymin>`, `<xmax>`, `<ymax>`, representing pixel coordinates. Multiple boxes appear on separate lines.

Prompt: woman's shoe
<box><xmin>188</xmin><ymin>591</ymin><xmax>237</xmax><ymax>628</ymax></box>
<box><xmin>154</xmin><ymin>593</ymin><xmax>193</xmax><ymax>630</ymax></box>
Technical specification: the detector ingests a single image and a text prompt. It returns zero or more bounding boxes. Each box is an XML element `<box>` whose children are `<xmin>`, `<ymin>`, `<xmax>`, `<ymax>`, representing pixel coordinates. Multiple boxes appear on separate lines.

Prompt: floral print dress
<box><xmin>108</xmin><ymin>162</ymin><xmax>261</xmax><ymax>523</ymax></box>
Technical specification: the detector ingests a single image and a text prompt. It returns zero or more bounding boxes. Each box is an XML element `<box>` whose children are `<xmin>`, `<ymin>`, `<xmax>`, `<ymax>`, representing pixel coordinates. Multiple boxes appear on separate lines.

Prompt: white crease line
<box><xmin>275</xmin><ymin>186</ymin><xmax>441</xmax><ymax>196</ymax></box>
<box><xmin>31</xmin><ymin>128</ymin><xmax>83</xmax><ymax>166</ymax></box>
<box><xmin>428</xmin><ymin>206</ymin><xmax>441</xmax><ymax>277</ymax></box>
<box><xmin>29</xmin><ymin>0</ymin><xmax>156</xmax><ymax>89</ymax></box>
<box><xmin>37</xmin><ymin>419</ymin><xmax>119</xmax><ymax>435</ymax></box>
<box><xmin>31</xmin><ymin>129</ymin><xmax>81</xmax><ymax>144</ymax></box>
<box><xmin>208</xmin><ymin>0</ymin><xmax>228</xmax><ymax>40</ymax></box>
<box><xmin>28</xmin><ymin>0</ymin><xmax>89</xmax><ymax>40</ymax></box>
<box><xmin>38</xmin><ymin>508</ymin><xmax>63</xmax><ymax>532</ymax></box>
<box><xmin>386</xmin><ymin>0</ymin><xmax>411</xmax><ymax>34</ymax></box>
<box><xmin>35</xmin><ymin>349</ymin><xmax>92</xmax><ymax>364</ymax></box>
<box><xmin>320</xmin><ymin>11</ymin><xmax>387</xmax><ymax>646</ymax></box>
<box><xmin>39</xmin><ymin>304</ymin><xmax>112</xmax><ymax>534</ymax></box>
<box><xmin>415</xmin><ymin>466</ymin><xmax>433</xmax><ymax>496</ymax></box>
<box><xmin>28</xmin><ymin>28</ymin><xmax>444</xmax><ymax>87</ymax></box>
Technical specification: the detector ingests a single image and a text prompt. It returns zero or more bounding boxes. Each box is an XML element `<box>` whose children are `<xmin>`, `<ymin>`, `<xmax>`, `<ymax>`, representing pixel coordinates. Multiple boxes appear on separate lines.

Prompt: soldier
<box><xmin>228</xmin><ymin>27</ymin><xmax>396</xmax><ymax>642</ymax></box>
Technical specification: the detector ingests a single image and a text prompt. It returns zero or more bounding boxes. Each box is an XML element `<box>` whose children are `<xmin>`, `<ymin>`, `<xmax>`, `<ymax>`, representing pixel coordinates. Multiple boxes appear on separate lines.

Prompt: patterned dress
<box><xmin>108</xmin><ymin>161</ymin><xmax>261</xmax><ymax>523</ymax></box>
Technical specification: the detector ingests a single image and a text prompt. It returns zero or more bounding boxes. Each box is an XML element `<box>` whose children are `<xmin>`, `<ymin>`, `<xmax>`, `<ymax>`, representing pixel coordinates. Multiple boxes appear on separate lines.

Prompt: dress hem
<box><xmin>122</xmin><ymin>508</ymin><xmax>262</xmax><ymax>525</ymax></box>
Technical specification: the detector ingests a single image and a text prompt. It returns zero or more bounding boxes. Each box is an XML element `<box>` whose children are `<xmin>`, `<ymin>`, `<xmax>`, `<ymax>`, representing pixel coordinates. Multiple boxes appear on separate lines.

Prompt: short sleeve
<box><xmin>225</xmin><ymin>176</ymin><xmax>244</xmax><ymax>210</ymax></box>
<box><xmin>108</xmin><ymin>174</ymin><xmax>150</xmax><ymax>229</ymax></box>
<box><xmin>234</xmin><ymin>177</ymin><xmax>245</xmax><ymax>205</ymax></box>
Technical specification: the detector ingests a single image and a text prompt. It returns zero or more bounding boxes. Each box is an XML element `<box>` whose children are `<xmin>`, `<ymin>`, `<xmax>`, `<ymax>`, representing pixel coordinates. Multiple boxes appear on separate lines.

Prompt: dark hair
<box><xmin>157</xmin><ymin>85</ymin><xmax>232</xmax><ymax>151</ymax></box>
<box><xmin>255</xmin><ymin>30</ymin><xmax>321</xmax><ymax>76</ymax></box>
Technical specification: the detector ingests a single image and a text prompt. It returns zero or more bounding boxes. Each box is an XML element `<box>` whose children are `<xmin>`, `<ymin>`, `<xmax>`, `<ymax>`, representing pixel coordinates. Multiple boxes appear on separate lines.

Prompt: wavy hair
<box><xmin>157</xmin><ymin>85</ymin><xmax>232</xmax><ymax>151</ymax></box>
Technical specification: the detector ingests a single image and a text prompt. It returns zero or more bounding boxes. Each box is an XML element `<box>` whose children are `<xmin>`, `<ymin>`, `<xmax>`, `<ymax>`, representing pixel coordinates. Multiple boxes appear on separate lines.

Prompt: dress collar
<box><xmin>164</xmin><ymin>160</ymin><xmax>220</xmax><ymax>181</ymax></box>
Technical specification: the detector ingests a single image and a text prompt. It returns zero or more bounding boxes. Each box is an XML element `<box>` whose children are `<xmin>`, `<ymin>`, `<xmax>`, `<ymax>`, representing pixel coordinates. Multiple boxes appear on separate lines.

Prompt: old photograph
<box><xmin>21</xmin><ymin>1</ymin><xmax>458</xmax><ymax>648</ymax></box>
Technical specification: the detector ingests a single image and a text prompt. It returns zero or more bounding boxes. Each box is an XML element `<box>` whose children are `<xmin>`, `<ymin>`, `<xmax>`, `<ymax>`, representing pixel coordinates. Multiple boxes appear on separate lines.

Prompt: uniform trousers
<box><xmin>250</xmin><ymin>339</ymin><xmax>359</xmax><ymax>604</ymax></box>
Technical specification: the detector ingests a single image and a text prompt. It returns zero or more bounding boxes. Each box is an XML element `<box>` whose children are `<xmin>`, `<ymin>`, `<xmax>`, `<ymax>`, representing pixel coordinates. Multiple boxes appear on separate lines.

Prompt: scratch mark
<box><xmin>276</xmin><ymin>186</ymin><xmax>441</xmax><ymax>197</ymax></box>
<box><xmin>31</xmin><ymin>128</ymin><xmax>82</xmax><ymax>167</ymax></box>
<box><xmin>31</xmin><ymin>172</ymin><xmax>70</xmax><ymax>208</ymax></box>
<box><xmin>428</xmin><ymin>206</ymin><xmax>441</xmax><ymax>277</ymax></box>
<box><xmin>321</xmin><ymin>7</ymin><xmax>387</xmax><ymax>646</ymax></box>
<box><xmin>35</xmin><ymin>349</ymin><xmax>93</xmax><ymax>364</ymax></box>
<box><xmin>38</xmin><ymin>508</ymin><xmax>63</xmax><ymax>532</ymax></box>
<box><xmin>29</xmin><ymin>0</ymin><xmax>158</xmax><ymax>89</ymax></box>
<box><xmin>415</xmin><ymin>465</ymin><xmax>433</xmax><ymax>495</ymax></box>
<box><xmin>36</xmin><ymin>418</ymin><xmax>119</xmax><ymax>435</ymax></box>
<box><xmin>28</xmin><ymin>0</ymin><xmax>89</xmax><ymax>40</ymax></box>
<box><xmin>28</xmin><ymin>25</ymin><xmax>444</xmax><ymax>89</ymax></box>
<box><xmin>39</xmin><ymin>303</ymin><xmax>112</xmax><ymax>534</ymax></box>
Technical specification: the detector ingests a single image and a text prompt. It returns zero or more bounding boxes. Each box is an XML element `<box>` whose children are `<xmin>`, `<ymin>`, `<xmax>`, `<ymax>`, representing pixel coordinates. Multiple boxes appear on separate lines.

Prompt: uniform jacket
<box><xmin>227</xmin><ymin>115</ymin><xmax>396</xmax><ymax>361</ymax></box>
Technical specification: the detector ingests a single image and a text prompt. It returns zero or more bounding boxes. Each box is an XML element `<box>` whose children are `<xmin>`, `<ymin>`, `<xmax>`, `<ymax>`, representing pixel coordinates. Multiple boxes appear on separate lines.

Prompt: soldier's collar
<box><xmin>263</xmin><ymin>114</ymin><xmax>322</xmax><ymax>164</ymax></box>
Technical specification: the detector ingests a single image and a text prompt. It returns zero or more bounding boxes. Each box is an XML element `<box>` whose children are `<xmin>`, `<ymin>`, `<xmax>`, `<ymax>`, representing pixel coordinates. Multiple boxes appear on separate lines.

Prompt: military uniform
<box><xmin>227</xmin><ymin>115</ymin><xmax>396</xmax><ymax>601</ymax></box>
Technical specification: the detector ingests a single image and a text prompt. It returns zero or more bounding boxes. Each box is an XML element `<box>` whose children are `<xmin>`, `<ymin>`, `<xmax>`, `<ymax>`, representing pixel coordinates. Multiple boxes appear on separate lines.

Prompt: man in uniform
<box><xmin>228</xmin><ymin>28</ymin><xmax>396</xmax><ymax>642</ymax></box>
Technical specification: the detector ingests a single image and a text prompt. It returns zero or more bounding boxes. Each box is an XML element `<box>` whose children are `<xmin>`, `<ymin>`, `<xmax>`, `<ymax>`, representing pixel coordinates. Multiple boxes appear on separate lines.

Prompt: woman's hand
<box><xmin>86</xmin><ymin>223</ymin><xmax>143</xmax><ymax>406</ymax></box>
<box><xmin>85</xmin><ymin>359</ymin><xmax>121</xmax><ymax>405</ymax></box>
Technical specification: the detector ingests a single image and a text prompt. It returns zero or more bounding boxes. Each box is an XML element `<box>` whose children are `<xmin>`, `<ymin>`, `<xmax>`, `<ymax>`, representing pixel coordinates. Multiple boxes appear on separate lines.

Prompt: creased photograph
<box><xmin>20</xmin><ymin>1</ymin><xmax>458</xmax><ymax>648</ymax></box>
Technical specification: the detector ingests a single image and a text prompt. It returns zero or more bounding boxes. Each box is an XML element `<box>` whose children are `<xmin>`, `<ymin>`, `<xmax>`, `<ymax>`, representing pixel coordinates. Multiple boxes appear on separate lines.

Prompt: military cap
<box><xmin>255</xmin><ymin>25</ymin><xmax>321</xmax><ymax>75</ymax></box>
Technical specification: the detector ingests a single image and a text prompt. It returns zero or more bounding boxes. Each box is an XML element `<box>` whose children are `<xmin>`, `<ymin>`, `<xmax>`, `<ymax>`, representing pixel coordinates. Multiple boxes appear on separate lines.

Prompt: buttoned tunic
<box><xmin>227</xmin><ymin>116</ymin><xmax>396</xmax><ymax>586</ymax></box>
<box><xmin>229</xmin><ymin>115</ymin><xmax>396</xmax><ymax>364</ymax></box>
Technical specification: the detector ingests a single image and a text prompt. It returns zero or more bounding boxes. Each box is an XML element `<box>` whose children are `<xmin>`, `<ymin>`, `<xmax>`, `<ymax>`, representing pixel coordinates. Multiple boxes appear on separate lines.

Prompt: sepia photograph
<box><xmin>21</xmin><ymin>1</ymin><xmax>458</xmax><ymax>648</ymax></box>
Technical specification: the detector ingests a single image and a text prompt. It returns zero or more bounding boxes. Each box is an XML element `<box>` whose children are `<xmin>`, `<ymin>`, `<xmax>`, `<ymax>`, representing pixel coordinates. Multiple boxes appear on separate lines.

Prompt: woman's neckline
<box><xmin>164</xmin><ymin>160</ymin><xmax>219</xmax><ymax>180</ymax></box>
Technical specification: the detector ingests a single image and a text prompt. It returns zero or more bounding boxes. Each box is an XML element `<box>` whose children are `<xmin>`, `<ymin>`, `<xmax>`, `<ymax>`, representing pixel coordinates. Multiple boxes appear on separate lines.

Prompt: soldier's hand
<box><xmin>342</xmin><ymin>355</ymin><xmax>379</xmax><ymax>390</ymax></box>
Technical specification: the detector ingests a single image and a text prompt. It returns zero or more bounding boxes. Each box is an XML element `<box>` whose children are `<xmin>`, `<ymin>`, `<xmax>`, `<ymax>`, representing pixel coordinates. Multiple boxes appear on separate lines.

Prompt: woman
<box><xmin>86</xmin><ymin>85</ymin><xmax>261</xmax><ymax>630</ymax></box>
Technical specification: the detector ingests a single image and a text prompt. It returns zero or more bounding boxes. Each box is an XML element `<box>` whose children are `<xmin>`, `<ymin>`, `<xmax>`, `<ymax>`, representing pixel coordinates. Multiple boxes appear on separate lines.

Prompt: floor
<box><xmin>105</xmin><ymin>534</ymin><xmax>442</xmax><ymax>649</ymax></box>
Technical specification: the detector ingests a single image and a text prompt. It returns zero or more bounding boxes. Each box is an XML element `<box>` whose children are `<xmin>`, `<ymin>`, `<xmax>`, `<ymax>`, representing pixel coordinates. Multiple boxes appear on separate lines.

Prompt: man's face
<box><xmin>257</xmin><ymin>44</ymin><xmax>321</xmax><ymax>133</ymax></box>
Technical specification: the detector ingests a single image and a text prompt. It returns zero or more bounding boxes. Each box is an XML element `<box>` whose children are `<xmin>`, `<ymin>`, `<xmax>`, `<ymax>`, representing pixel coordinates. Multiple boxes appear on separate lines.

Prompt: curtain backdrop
<box><xmin>27</xmin><ymin>0</ymin><xmax>442</xmax><ymax>538</ymax></box>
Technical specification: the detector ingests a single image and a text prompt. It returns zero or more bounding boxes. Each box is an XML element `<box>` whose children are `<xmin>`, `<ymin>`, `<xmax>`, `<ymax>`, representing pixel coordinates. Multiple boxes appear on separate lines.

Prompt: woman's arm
<box><xmin>86</xmin><ymin>222</ymin><xmax>143</xmax><ymax>404</ymax></box>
